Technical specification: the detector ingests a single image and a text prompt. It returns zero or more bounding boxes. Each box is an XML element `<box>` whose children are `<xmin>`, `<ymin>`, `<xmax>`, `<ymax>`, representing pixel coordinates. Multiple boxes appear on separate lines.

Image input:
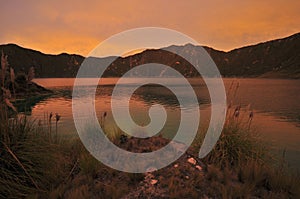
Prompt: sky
<box><xmin>1</xmin><ymin>0</ymin><xmax>299</xmax><ymax>56</ymax></box>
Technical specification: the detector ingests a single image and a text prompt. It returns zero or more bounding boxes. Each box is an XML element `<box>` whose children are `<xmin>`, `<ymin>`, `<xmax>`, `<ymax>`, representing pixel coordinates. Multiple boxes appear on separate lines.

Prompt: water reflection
<box><xmin>14</xmin><ymin>94</ymin><xmax>52</xmax><ymax>115</ymax></box>
<box><xmin>28</xmin><ymin>78</ymin><xmax>300</xmax><ymax>169</ymax></box>
<box><xmin>32</xmin><ymin>78</ymin><xmax>300</xmax><ymax>125</ymax></box>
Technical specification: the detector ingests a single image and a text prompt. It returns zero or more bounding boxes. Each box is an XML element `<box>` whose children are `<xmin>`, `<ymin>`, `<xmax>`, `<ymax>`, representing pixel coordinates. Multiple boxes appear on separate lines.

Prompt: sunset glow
<box><xmin>1</xmin><ymin>0</ymin><xmax>299</xmax><ymax>55</ymax></box>
<box><xmin>1</xmin><ymin>1</ymin><xmax>300</xmax><ymax>197</ymax></box>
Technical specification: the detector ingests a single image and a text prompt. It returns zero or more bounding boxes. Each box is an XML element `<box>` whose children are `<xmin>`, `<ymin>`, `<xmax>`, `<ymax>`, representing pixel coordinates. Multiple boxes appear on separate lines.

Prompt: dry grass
<box><xmin>1</xmin><ymin>106</ymin><xmax>299</xmax><ymax>199</ymax></box>
<box><xmin>0</xmin><ymin>105</ymin><xmax>70</xmax><ymax>198</ymax></box>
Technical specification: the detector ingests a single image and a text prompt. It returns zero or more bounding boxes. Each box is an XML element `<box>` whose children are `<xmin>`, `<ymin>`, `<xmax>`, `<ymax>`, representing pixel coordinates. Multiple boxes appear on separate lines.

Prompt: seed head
<box><xmin>55</xmin><ymin>113</ymin><xmax>61</xmax><ymax>122</ymax></box>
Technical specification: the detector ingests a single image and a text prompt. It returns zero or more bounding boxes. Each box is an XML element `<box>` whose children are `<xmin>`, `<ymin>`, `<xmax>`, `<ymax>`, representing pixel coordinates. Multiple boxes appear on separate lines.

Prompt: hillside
<box><xmin>0</xmin><ymin>44</ymin><xmax>84</xmax><ymax>78</ymax></box>
<box><xmin>0</xmin><ymin>33</ymin><xmax>299</xmax><ymax>78</ymax></box>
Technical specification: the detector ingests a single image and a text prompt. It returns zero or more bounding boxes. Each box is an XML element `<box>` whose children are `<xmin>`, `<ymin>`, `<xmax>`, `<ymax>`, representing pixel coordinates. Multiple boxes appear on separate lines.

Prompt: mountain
<box><xmin>0</xmin><ymin>44</ymin><xmax>84</xmax><ymax>78</ymax></box>
<box><xmin>0</xmin><ymin>33</ymin><xmax>299</xmax><ymax>78</ymax></box>
<box><xmin>161</xmin><ymin>33</ymin><xmax>300</xmax><ymax>78</ymax></box>
<box><xmin>220</xmin><ymin>33</ymin><xmax>300</xmax><ymax>78</ymax></box>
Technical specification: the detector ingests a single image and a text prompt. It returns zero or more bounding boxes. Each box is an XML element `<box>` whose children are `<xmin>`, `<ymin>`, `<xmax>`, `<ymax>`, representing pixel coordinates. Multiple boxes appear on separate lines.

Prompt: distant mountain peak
<box><xmin>0</xmin><ymin>32</ymin><xmax>299</xmax><ymax>78</ymax></box>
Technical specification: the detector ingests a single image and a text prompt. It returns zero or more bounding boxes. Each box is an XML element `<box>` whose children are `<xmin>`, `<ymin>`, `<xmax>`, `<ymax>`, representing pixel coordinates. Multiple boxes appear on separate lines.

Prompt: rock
<box><xmin>196</xmin><ymin>165</ymin><xmax>203</xmax><ymax>171</ymax></box>
<box><xmin>187</xmin><ymin>157</ymin><xmax>196</xmax><ymax>165</ymax></box>
<box><xmin>145</xmin><ymin>173</ymin><xmax>155</xmax><ymax>180</ymax></box>
<box><xmin>150</xmin><ymin>179</ymin><xmax>158</xmax><ymax>185</ymax></box>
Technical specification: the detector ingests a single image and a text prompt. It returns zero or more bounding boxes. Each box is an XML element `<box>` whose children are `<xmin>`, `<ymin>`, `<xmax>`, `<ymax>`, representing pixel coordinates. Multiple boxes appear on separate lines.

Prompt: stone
<box><xmin>150</xmin><ymin>179</ymin><xmax>158</xmax><ymax>185</ymax></box>
<box><xmin>187</xmin><ymin>157</ymin><xmax>196</xmax><ymax>165</ymax></box>
<box><xmin>196</xmin><ymin>165</ymin><xmax>202</xmax><ymax>171</ymax></box>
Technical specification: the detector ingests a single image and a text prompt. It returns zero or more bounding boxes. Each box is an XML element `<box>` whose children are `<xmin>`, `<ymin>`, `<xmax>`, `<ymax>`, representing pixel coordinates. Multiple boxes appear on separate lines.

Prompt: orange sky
<box><xmin>1</xmin><ymin>0</ymin><xmax>299</xmax><ymax>56</ymax></box>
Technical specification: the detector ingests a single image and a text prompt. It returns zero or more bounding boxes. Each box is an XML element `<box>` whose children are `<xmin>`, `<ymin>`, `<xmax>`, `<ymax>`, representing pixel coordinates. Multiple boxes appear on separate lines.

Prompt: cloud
<box><xmin>0</xmin><ymin>0</ymin><xmax>299</xmax><ymax>55</ymax></box>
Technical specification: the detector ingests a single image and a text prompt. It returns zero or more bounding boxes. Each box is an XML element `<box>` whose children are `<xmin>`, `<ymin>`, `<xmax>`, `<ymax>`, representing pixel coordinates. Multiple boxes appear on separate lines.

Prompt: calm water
<box><xmin>28</xmin><ymin>78</ymin><xmax>300</xmax><ymax>169</ymax></box>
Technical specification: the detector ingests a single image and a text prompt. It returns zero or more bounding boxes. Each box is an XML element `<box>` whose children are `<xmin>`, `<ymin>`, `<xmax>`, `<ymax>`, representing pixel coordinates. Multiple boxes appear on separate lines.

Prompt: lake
<box><xmin>29</xmin><ymin>78</ymin><xmax>300</xmax><ymax>170</ymax></box>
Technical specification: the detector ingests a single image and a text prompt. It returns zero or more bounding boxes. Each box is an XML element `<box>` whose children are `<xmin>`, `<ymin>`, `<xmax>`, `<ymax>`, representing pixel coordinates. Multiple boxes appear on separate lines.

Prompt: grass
<box><xmin>0</xmin><ymin>100</ymin><xmax>300</xmax><ymax>198</ymax></box>
<box><xmin>0</xmin><ymin>105</ymin><xmax>68</xmax><ymax>198</ymax></box>
<box><xmin>203</xmin><ymin>110</ymin><xmax>266</xmax><ymax>168</ymax></box>
<box><xmin>187</xmin><ymin>93</ymin><xmax>300</xmax><ymax>198</ymax></box>
<box><xmin>0</xmin><ymin>104</ymin><xmax>136</xmax><ymax>198</ymax></box>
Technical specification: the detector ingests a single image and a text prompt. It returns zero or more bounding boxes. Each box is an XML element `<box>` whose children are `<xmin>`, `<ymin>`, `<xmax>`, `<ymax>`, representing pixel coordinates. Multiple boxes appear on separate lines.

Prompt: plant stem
<box><xmin>2</xmin><ymin>141</ymin><xmax>40</xmax><ymax>190</ymax></box>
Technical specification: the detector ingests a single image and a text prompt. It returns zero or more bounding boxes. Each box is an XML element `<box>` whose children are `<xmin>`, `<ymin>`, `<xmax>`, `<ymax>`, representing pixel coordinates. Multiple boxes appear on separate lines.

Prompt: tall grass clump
<box><xmin>0</xmin><ymin>105</ymin><xmax>69</xmax><ymax>198</ymax></box>
<box><xmin>203</xmin><ymin>81</ymin><xmax>266</xmax><ymax>168</ymax></box>
<box><xmin>0</xmin><ymin>104</ymin><xmax>81</xmax><ymax>198</ymax></box>
<box><xmin>204</xmin><ymin>111</ymin><xmax>266</xmax><ymax>168</ymax></box>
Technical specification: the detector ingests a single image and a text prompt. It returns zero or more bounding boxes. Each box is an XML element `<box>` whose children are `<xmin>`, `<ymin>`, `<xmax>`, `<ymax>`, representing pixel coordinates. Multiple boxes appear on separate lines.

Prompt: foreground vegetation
<box><xmin>1</xmin><ymin>102</ymin><xmax>300</xmax><ymax>199</ymax></box>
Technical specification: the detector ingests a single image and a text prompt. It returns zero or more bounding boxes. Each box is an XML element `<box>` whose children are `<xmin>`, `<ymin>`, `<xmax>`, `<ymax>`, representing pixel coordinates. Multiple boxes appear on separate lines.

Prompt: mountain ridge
<box><xmin>0</xmin><ymin>32</ymin><xmax>299</xmax><ymax>78</ymax></box>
